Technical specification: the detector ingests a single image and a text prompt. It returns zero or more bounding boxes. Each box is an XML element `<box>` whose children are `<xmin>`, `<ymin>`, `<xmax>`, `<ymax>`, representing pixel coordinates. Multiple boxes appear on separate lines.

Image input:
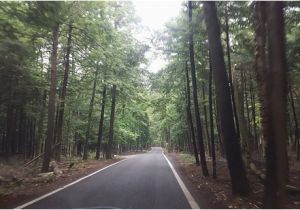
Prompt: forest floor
<box><xmin>167</xmin><ymin>152</ymin><xmax>300</xmax><ymax>209</ymax></box>
<box><xmin>0</xmin><ymin>152</ymin><xmax>142</xmax><ymax>209</ymax></box>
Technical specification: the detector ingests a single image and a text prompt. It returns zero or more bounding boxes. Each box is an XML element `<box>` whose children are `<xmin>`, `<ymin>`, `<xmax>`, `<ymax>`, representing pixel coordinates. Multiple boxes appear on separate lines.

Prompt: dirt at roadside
<box><xmin>167</xmin><ymin>152</ymin><xmax>300</xmax><ymax>209</ymax></box>
<box><xmin>0</xmin><ymin>158</ymin><xmax>122</xmax><ymax>209</ymax></box>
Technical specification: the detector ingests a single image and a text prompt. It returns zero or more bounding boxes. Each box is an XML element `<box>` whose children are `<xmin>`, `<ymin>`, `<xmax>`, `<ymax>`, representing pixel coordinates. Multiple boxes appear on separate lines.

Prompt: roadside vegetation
<box><xmin>0</xmin><ymin>1</ymin><xmax>300</xmax><ymax>208</ymax></box>
<box><xmin>151</xmin><ymin>1</ymin><xmax>300</xmax><ymax>208</ymax></box>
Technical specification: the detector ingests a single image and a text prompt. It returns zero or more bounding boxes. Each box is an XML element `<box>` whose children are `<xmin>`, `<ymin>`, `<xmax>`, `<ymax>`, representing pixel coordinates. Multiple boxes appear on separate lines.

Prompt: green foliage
<box><xmin>1</xmin><ymin>1</ymin><xmax>299</xmax><ymax>159</ymax></box>
<box><xmin>0</xmin><ymin>1</ymin><xmax>152</xmax><ymax>158</ymax></box>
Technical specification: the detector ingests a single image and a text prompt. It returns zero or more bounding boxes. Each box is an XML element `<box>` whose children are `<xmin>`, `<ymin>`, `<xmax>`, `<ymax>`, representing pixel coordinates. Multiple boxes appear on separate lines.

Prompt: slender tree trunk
<box><xmin>241</xmin><ymin>69</ymin><xmax>254</xmax><ymax>151</ymax></box>
<box><xmin>233</xmin><ymin>68</ymin><xmax>253</xmax><ymax>167</ymax></box>
<box><xmin>10</xmin><ymin>107</ymin><xmax>17</xmax><ymax>155</ymax></box>
<box><xmin>204</xmin><ymin>2</ymin><xmax>250</xmax><ymax>195</ymax></box>
<box><xmin>243</xmin><ymin>73</ymin><xmax>252</xmax><ymax>133</ymax></box>
<box><xmin>250</xmin><ymin>81</ymin><xmax>259</xmax><ymax>151</ymax></box>
<box><xmin>201</xmin><ymin>79</ymin><xmax>211</xmax><ymax>157</ymax></box>
<box><xmin>55</xmin><ymin>21</ymin><xmax>73</xmax><ymax>162</ymax></box>
<box><xmin>255</xmin><ymin>2</ymin><xmax>288</xmax><ymax>208</ymax></box>
<box><xmin>83</xmin><ymin>68</ymin><xmax>98</xmax><ymax>160</ymax></box>
<box><xmin>188</xmin><ymin>1</ymin><xmax>209</xmax><ymax>177</ymax></box>
<box><xmin>5</xmin><ymin>94</ymin><xmax>13</xmax><ymax>157</ymax></box>
<box><xmin>18</xmin><ymin>108</ymin><xmax>25</xmax><ymax>154</ymax></box>
<box><xmin>214</xmin><ymin>98</ymin><xmax>225</xmax><ymax>157</ymax></box>
<box><xmin>208</xmin><ymin>54</ymin><xmax>216</xmax><ymax>179</ymax></box>
<box><xmin>225</xmin><ymin>2</ymin><xmax>240</xmax><ymax>140</ymax></box>
<box><xmin>42</xmin><ymin>23</ymin><xmax>60</xmax><ymax>172</ymax></box>
<box><xmin>106</xmin><ymin>84</ymin><xmax>117</xmax><ymax>159</ymax></box>
<box><xmin>36</xmin><ymin>90</ymin><xmax>47</xmax><ymax>157</ymax></box>
<box><xmin>289</xmin><ymin>86</ymin><xmax>300</xmax><ymax>160</ymax></box>
<box><xmin>185</xmin><ymin>62</ymin><xmax>199</xmax><ymax>165</ymax></box>
<box><xmin>95</xmin><ymin>85</ymin><xmax>106</xmax><ymax>159</ymax></box>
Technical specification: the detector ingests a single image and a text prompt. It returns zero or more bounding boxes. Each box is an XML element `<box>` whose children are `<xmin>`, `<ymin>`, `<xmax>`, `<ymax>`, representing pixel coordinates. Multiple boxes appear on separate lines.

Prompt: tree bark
<box><xmin>55</xmin><ymin>21</ymin><xmax>73</xmax><ymax>162</ymax></box>
<box><xmin>42</xmin><ymin>23</ymin><xmax>60</xmax><ymax>172</ymax></box>
<box><xmin>5</xmin><ymin>90</ymin><xmax>14</xmax><ymax>157</ymax></box>
<box><xmin>214</xmin><ymin>98</ymin><xmax>225</xmax><ymax>157</ymax></box>
<box><xmin>36</xmin><ymin>90</ymin><xmax>47</xmax><ymax>157</ymax></box>
<box><xmin>83</xmin><ymin>68</ymin><xmax>98</xmax><ymax>160</ymax></box>
<box><xmin>95</xmin><ymin>85</ymin><xmax>106</xmax><ymax>159</ymax></box>
<box><xmin>249</xmin><ymin>80</ymin><xmax>259</xmax><ymax>151</ymax></box>
<box><xmin>233</xmin><ymin>68</ymin><xmax>252</xmax><ymax>167</ymax></box>
<box><xmin>260</xmin><ymin>2</ymin><xmax>288</xmax><ymax>208</ymax></box>
<box><xmin>224</xmin><ymin>2</ymin><xmax>240</xmax><ymax>140</ymax></box>
<box><xmin>185</xmin><ymin>61</ymin><xmax>199</xmax><ymax>165</ymax></box>
<box><xmin>203</xmin><ymin>2</ymin><xmax>250</xmax><ymax>195</ymax></box>
<box><xmin>106</xmin><ymin>84</ymin><xmax>117</xmax><ymax>159</ymax></box>
<box><xmin>208</xmin><ymin>53</ymin><xmax>216</xmax><ymax>179</ymax></box>
<box><xmin>201</xmin><ymin>77</ymin><xmax>211</xmax><ymax>157</ymax></box>
<box><xmin>255</xmin><ymin>2</ymin><xmax>288</xmax><ymax>208</ymax></box>
<box><xmin>188</xmin><ymin>1</ymin><xmax>209</xmax><ymax>177</ymax></box>
<box><xmin>243</xmin><ymin>73</ymin><xmax>252</xmax><ymax>133</ymax></box>
<box><xmin>289</xmin><ymin>86</ymin><xmax>300</xmax><ymax>160</ymax></box>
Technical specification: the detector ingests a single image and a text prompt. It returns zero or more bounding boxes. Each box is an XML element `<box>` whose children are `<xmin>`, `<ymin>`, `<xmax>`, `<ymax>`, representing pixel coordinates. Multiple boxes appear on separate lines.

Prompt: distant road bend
<box><xmin>16</xmin><ymin>147</ymin><xmax>199</xmax><ymax>209</ymax></box>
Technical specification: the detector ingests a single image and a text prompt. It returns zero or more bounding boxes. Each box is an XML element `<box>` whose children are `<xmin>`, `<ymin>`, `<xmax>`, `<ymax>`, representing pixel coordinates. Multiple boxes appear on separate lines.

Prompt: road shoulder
<box><xmin>166</xmin><ymin>152</ymin><xmax>225</xmax><ymax>209</ymax></box>
<box><xmin>0</xmin><ymin>158</ymin><xmax>123</xmax><ymax>209</ymax></box>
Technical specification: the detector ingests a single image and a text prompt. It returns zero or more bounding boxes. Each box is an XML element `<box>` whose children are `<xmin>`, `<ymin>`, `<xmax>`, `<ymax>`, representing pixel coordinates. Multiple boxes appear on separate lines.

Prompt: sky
<box><xmin>132</xmin><ymin>0</ymin><xmax>183</xmax><ymax>73</ymax></box>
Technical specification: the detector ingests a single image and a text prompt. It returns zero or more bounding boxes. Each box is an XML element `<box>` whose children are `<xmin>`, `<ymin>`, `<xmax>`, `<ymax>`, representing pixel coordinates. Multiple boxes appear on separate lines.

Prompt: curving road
<box><xmin>18</xmin><ymin>147</ymin><xmax>195</xmax><ymax>209</ymax></box>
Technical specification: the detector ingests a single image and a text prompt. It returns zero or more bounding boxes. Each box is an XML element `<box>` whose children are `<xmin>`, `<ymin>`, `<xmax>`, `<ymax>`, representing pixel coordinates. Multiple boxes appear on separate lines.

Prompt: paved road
<box><xmin>21</xmin><ymin>147</ymin><xmax>192</xmax><ymax>209</ymax></box>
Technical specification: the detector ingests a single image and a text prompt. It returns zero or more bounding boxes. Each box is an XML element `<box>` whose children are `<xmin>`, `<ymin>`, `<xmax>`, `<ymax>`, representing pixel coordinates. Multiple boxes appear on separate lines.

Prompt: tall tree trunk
<box><xmin>18</xmin><ymin>108</ymin><xmax>25</xmax><ymax>154</ymax></box>
<box><xmin>233</xmin><ymin>68</ymin><xmax>252</xmax><ymax>167</ymax></box>
<box><xmin>5</xmin><ymin>91</ymin><xmax>13</xmax><ymax>158</ymax></box>
<box><xmin>265</xmin><ymin>2</ymin><xmax>288</xmax><ymax>207</ymax></box>
<box><xmin>201</xmin><ymin>78</ymin><xmax>211</xmax><ymax>157</ymax></box>
<box><xmin>188</xmin><ymin>1</ymin><xmax>209</xmax><ymax>177</ymax></box>
<box><xmin>289</xmin><ymin>86</ymin><xmax>300</xmax><ymax>160</ymax></box>
<box><xmin>185</xmin><ymin>61</ymin><xmax>199</xmax><ymax>165</ymax></box>
<box><xmin>249</xmin><ymin>81</ymin><xmax>259</xmax><ymax>151</ymax></box>
<box><xmin>95</xmin><ymin>85</ymin><xmax>106</xmax><ymax>159</ymax></box>
<box><xmin>42</xmin><ymin>23</ymin><xmax>60</xmax><ymax>172</ymax></box>
<box><xmin>214</xmin><ymin>98</ymin><xmax>225</xmax><ymax>157</ymax></box>
<box><xmin>243</xmin><ymin>72</ymin><xmax>252</xmax><ymax>133</ymax></box>
<box><xmin>106</xmin><ymin>84</ymin><xmax>117</xmax><ymax>159</ymax></box>
<box><xmin>225</xmin><ymin>2</ymin><xmax>240</xmax><ymax>140</ymax></box>
<box><xmin>83</xmin><ymin>68</ymin><xmax>98</xmax><ymax>160</ymax></box>
<box><xmin>208</xmin><ymin>53</ymin><xmax>216</xmax><ymax>179</ymax></box>
<box><xmin>36</xmin><ymin>90</ymin><xmax>47</xmax><ymax>157</ymax></box>
<box><xmin>10</xmin><ymin>107</ymin><xmax>17</xmax><ymax>155</ymax></box>
<box><xmin>255</xmin><ymin>2</ymin><xmax>288</xmax><ymax>208</ymax></box>
<box><xmin>203</xmin><ymin>2</ymin><xmax>250</xmax><ymax>195</ymax></box>
<box><xmin>55</xmin><ymin>21</ymin><xmax>73</xmax><ymax>162</ymax></box>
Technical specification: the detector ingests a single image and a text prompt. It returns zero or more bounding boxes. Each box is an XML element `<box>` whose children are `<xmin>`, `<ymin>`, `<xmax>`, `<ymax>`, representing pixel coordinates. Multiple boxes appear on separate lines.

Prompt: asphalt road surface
<box><xmin>20</xmin><ymin>147</ymin><xmax>193</xmax><ymax>209</ymax></box>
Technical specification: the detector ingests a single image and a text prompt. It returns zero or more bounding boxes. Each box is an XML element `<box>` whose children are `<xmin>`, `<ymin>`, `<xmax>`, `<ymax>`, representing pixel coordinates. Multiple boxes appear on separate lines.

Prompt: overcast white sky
<box><xmin>132</xmin><ymin>0</ymin><xmax>183</xmax><ymax>73</ymax></box>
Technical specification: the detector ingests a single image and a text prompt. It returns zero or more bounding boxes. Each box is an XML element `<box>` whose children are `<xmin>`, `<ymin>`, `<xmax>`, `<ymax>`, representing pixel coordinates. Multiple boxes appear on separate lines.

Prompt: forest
<box><xmin>0</xmin><ymin>1</ymin><xmax>300</xmax><ymax>209</ymax></box>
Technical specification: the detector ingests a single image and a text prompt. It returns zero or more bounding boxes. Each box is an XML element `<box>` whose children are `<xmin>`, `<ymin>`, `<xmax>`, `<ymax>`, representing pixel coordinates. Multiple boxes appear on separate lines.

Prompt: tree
<box><xmin>203</xmin><ymin>1</ymin><xmax>250</xmax><ymax>195</ymax></box>
<box><xmin>83</xmin><ymin>66</ymin><xmax>99</xmax><ymax>160</ymax></box>
<box><xmin>106</xmin><ymin>84</ymin><xmax>117</xmax><ymax>159</ymax></box>
<box><xmin>0</xmin><ymin>1</ymin><xmax>150</xmax><ymax>165</ymax></box>
<box><xmin>42</xmin><ymin>22</ymin><xmax>60</xmax><ymax>172</ymax></box>
<box><xmin>208</xmin><ymin>54</ymin><xmax>216</xmax><ymax>179</ymax></box>
<box><xmin>224</xmin><ymin>2</ymin><xmax>240</xmax><ymax>140</ymax></box>
<box><xmin>55</xmin><ymin>20</ymin><xmax>73</xmax><ymax>161</ymax></box>
<box><xmin>185</xmin><ymin>61</ymin><xmax>199</xmax><ymax>165</ymax></box>
<box><xmin>255</xmin><ymin>2</ymin><xmax>288</xmax><ymax>208</ymax></box>
<box><xmin>95</xmin><ymin>85</ymin><xmax>106</xmax><ymax>159</ymax></box>
<box><xmin>188</xmin><ymin>1</ymin><xmax>209</xmax><ymax>177</ymax></box>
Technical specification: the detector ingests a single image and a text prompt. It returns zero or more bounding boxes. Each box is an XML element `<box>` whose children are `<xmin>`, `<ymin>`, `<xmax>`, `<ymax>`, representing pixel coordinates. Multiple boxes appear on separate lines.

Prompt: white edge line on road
<box><xmin>14</xmin><ymin>158</ymin><xmax>129</xmax><ymax>209</ymax></box>
<box><xmin>162</xmin><ymin>152</ymin><xmax>200</xmax><ymax>209</ymax></box>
